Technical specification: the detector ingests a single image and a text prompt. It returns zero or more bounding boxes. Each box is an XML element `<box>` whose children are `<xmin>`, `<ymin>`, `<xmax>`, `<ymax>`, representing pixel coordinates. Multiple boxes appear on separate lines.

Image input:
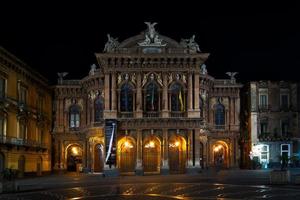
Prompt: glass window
<box><xmin>281</xmin><ymin>121</ymin><xmax>289</xmax><ymax>135</ymax></box>
<box><xmin>120</xmin><ymin>83</ymin><xmax>133</xmax><ymax>112</ymax></box>
<box><xmin>260</xmin><ymin>145</ymin><xmax>269</xmax><ymax>163</ymax></box>
<box><xmin>260</xmin><ymin>123</ymin><xmax>268</xmax><ymax>134</ymax></box>
<box><xmin>259</xmin><ymin>95</ymin><xmax>267</xmax><ymax>106</ymax></box>
<box><xmin>18</xmin><ymin>122</ymin><xmax>27</xmax><ymax>139</ymax></box>
<box><xmin>215</xmin><ymin>103</ymin><xmax>225</xmax><ymax>127</ymax></box>
<box><xmin>145</xmin><ymin>82</ymin><xmax>159</xmax><ymax>112</ymax></box>
<box><xmin>281</xmin><ymin>94</ymin><xmax>289</xmax><ymax>108</ymax></box>
<box><xmin>0</xmin><ymin>77</ymin><xmax>5</xmax><ymax>98</ymax></box>
<box><xmin>170</xmin><ymin>83</ymin><xmax>185</xmax><ymax>112</ymax></box>
<box><xmin>69</xmin><ymin>105</ymin><xmax>80</xmax><ymax>128</ymax></box>
<box><xmin>37</xmin><ymin>96</ymin><xmax>44</xmax><ymax>113</ymax></box>
<box><xmin>0</xmin><ymin>116</ymin><xmax>7</xmax><ymax>136</ymax></box>
<box><xmin>281</xmin><ymin>144</ymin><xmax>290</xmax><ymax>158</ymax></box>
<box><xmin>19</xmin><ymin>86</ymin><xmax>27</xmax><ymax>104</ymax></box>
<box><xmin>94</xmin><ymin>96</ymin><xmax>103</xmax><ymax>122</ymax></box>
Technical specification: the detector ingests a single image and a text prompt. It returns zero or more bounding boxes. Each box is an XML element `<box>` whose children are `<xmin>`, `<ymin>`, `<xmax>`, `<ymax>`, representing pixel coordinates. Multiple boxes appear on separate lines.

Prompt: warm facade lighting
<box><xmin>145</xmin><ymin>141</ymin><xmax>155</xmax><ymax>148</ymax></box>
<box><xmin>124</xmin><ymin>141</ymin><xmax>133</xmax><ymax>148</ymax></box>
<box><xmin>72</xmin><ymin>147</ymin><xmax>78</xmax><ymax>155</ymax></box>
<box><xmin>214</xmin><ymin>145</ymin><xmax>222</xmax><ymax>152</ymax></box>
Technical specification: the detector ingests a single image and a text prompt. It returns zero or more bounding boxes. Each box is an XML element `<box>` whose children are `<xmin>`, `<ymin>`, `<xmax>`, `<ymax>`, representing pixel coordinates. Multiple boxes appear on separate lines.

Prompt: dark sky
<box><xmin>1</xmin><ymin>2</ymin><xmax>300</xmax><ymax>84</ymax></box>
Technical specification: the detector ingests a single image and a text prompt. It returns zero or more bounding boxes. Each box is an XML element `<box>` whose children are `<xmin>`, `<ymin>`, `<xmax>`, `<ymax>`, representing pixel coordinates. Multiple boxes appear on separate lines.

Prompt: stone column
<box><xmin>111</xmin><ymin>73</ymin><xmax>117</xmax><ymax>118</ymax></box>
<box><xmin>135</xmin><ymin>73</ymin><xmax>143</xmax><ymax>118</ymax></box>
<box><xmin>161</xmin><ymin>129</ymin><xmax>169</xmax><ymax>174</ymax></box>
<box><xmin>188</xmin><ymin>73</ymin><xmax>193</xmax><ymax>111</ymax></box>
<box><xmin>187</xmin><ymin>130</ymin><xmax>193</xmax><ymax>167</ymax></box>
<box><xmin>194</xmin><ymin>129</ymin><xmax>201</xmax><ymax>168</ymax></box>
<box><xmin>235</xmin><ymin>97</ymin><xmax>240</xmax><ymax>126</ymax></box>
<box><xmin>194</xmin><ymin>73</ymin><xmax>200</xmax><ymax>112</ymax></box>
<box><xmin>135</xmin><ymin>129</ymin><xmax>143</xmax><ymax>175</ymax></box>
<box><xmin>104</xmin><ymin>73</ymin><xmax>110</xmax><ymax>118</ymax></box>
<box><xmin>162</xmin><ymin>73</ymin><xmax>169</xmax><ymax>118</ymax></box>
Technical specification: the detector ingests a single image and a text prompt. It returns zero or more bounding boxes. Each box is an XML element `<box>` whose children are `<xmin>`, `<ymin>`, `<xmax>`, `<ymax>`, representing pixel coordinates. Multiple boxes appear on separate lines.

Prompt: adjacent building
<box><xmin>52</xmin><ymin>22</ymin><xmax>242</xmax><ymax>175</ymax></box>
<box><xmin>0</xmin><ymin>47</ymin><xmax>52</xmax><ymax>176</ymax></box>
<box><xmin>245</xmin><ymin>81</ymin><xmax>300</xmax><ymax>168</ymax></box>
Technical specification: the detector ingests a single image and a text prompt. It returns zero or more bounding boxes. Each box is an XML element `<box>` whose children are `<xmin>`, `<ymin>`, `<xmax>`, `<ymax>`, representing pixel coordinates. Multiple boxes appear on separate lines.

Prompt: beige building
<box><xmin>0</xmin><ymin>47</ymin><xmax>52</xmax><ymax>177</ymax></box>
<box><xmin>52</xmin><ymin>23</ymin><xmax>242</xmax><ymax>175</ymax></box>
<box><xmin>245</xmin><ymin>81</ymin><xmax>300</xmax><ymax>168</ymax></box>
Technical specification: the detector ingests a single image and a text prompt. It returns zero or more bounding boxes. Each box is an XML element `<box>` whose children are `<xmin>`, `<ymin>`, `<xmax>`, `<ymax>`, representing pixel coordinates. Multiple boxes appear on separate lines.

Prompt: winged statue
<box><xmin>226</xmin><ymin>72</ymin><xmax>238</xmax><ymax>80</ymax></box>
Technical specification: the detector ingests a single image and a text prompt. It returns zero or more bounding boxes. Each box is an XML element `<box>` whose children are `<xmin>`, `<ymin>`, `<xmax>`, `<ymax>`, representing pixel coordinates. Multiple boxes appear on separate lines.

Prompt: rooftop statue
<box><xmin>57</xmin><ymin>72</ymin><xmax>68</xmax><ymax>84</ymax></box>
<box><xmin>180</xmin><ymin>35</ymin><xmax>201</xmax><ymax>52</ymax></box>
<box><xmin>138</xmin><ymin>22</ymin><xmax>166</xmax><ymax>47</ymax></box>
<box><xmin>226</xmin><ymin>72</ymin><xmax>238</xmax><ymax>83</ymax></box>
<box><xmin>200</xmin><ymin>64</ymin><xmax>208</xmax><ymax>75</ymax></box>
<box><xmin>103</xmin><ymin>34</ymin><xmax>119</xmax><ymax>52</ymax></box>
<box><xmin>89</xmin><ymin>64</ymin><xmax>97</xmax><ymax>76</ymax></box>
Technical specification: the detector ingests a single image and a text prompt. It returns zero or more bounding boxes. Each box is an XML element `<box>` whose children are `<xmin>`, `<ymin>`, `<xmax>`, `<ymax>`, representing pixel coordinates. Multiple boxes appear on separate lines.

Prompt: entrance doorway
<box><xmin>66</xmin><ymin>145</ymin><xmax>83</xmax><ymax>172</ymax></box>
<box><xmin>213</xmin><ymin>141</ymin><xmax>229</xmax><ymax>168</ymax></box>
<box><xmin>117</xmin><ymin>136</ymin><xmax>136</xmax><ymax>173</ymax></box>
<box><xmin>143</xmin><ymin>136</ymin><xmax>161</xmax><ymax>173</ymax></box>
<box><xmin>94</xmin><ymin>143</ymin><xmax>104</xmax><ymax>172</ymax></box>
<box><xmin>168</xmin><ymin>135</ymin><xmax>186</xmax><ymax>174</ymax></box>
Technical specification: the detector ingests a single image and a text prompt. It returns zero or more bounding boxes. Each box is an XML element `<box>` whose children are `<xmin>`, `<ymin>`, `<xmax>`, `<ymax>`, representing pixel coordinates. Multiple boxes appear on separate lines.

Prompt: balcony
<box><xmin>118</xmin><ymin>112</ymin><xmax>134</xmax><ymax>118</ymax></box>
<box><xmin>170</xmin><ymin>111</ymin><xmax>186</xmax><ymax>118</ymax></box>
<box><xmin>143</xmin><ymin>111</ymin><xmax>159</xmax><ymax>118</ymax></box>
<box><xmin>0</xmin><ymin>136</ymin><xmax>48</xmax><ymax>150</ymax></box>
<box><xmin>258</xmin><ymin>104</ymin><xmax>271</xmax><ymax>112</ymax></box>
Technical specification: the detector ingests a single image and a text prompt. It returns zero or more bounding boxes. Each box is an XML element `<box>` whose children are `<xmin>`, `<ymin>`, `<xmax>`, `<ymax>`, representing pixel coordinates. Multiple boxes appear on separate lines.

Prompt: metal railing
<box><xmin>170</xmin><ymin>111</ymin><xmax>186</xmax><ymax>118</ymax></box>
<box><xmin>258</xmin><ymin>104</ymin><xmax>271</xmax><ymax>111</ymax></box>
<box><xmin>0</xmin><ymin>136</ymin><xmax>47</xmax><ymax>148</ymax></box>
<box><xmin>143</xmin><ymin>112</ymin><xmax>160</xmax><ymax>118</ymax></box>
<box><xmin>118</xmin><ymin>112</ymin><xmax>134</xmax><ymax>118</ymax></box>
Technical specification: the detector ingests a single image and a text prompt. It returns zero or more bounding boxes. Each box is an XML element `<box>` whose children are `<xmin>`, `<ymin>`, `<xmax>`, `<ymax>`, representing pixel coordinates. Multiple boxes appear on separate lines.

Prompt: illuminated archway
<box><xmin>168</xmin><ymin>135</ymin><xmax>187</xmax><ymax>173</ymax></box>
<box><xmin>66</xmin><ymin>144</ymin><xmax>83</xmax><ymax>172</ymax></box>
<box><xmin>117</xmin><ymin>136</ymin><xmax>136</xmax><ymax>173</ymax></box>
<box><xmin>212</xmin><ymin>140</ymin><xmax>229</xmax><ymax>168</ymax></box>
<box><xmin>143</xmin><ymin>136</ymin><xmax>161</xmax><ymax>173</ymax></box>
<box><xmin>94</xmin><ymin>143</ymin><xmax>104</xmax><ymax>172</ymax></box>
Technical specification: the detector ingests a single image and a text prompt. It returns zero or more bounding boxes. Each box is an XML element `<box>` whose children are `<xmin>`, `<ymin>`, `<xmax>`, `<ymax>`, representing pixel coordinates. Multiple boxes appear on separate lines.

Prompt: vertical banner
<box><xmin>105</xmin><ymin>119</ymin><xmax>117</xmax><ymax>167</ymax></box>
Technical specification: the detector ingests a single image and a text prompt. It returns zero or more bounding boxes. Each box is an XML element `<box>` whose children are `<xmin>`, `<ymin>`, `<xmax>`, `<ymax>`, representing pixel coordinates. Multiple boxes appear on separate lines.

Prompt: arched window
<box><xmin>120</xmin><ymin>83</ymin><xmax>133</xmax><ymax>112</ymax></box>
<box><xmin>145</xmin><ymin>82</ymin><xmax>159</xmax><ymax>112</ymax></box>
<box><xmin>94</xmin><ymin>96</ymin><xmax>104</xmax><ymax>122</ymax></box>
<box><xmin>215</xmin><ymin>103</ymin><xmax>225</xmax><ymax>127</ymax></box>
<box><xmin>69</xmin><ymin>105</ymin><xmax>80</xmax><ymax>128</ymax></box>
<box><xmin>170</xmin><ymin>83</ymin><xmax>185</xmax><ymax>112</ymax></box>
<box><xmin>0</xmin><ymin>115</ymin><xmax>7</xmax><ymax>137</ymax></box>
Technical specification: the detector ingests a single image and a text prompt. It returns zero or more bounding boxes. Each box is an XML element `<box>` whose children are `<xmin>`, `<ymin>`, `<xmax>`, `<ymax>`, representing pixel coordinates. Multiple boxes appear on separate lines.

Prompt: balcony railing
<box><xmin>0</xmin><ymin>136</ymin><xmax>47</xmax><ymax>149</ymax></box>
<box><xmin>170</xmin><ymin>111</ymin><xmax>186</xmax><ymax>118</ymax></box>
<box><xmin>118</xmin><ymin>112</ymin><xmax>134</xmax><ymax>118</ymax></box>
<box><xmin>258</xmin><ymin>104</ymin><xmax>271</xmax><ymax>112</ymax></box>
<box><xmin>143</xmin><ymin>112</ymin><xmax>159</xmax><ymax>118</ymax></box>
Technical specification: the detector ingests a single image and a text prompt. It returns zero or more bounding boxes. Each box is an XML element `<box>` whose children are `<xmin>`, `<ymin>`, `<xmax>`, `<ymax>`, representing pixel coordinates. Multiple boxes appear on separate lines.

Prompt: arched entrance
<box><xmin>66</xmin><ymin>144</ymin><xmax>83</xmax><ymax>172</ymax></box>
<box><xmin>0</xmin><ymin>152</ymin><xmax>4</xmax><ymax>173</ymax></box>
<box><xmin>94</xmin><ymin>143</ymin><xmax>104</xmax><ymax>172</ymax></box>
<box><xmin>212</xmin><ymin>141</ymin><xmax>229</xmax><ymax>168</ymax></box>
<box><xmin>18</xmin><ymin>155</ymin><xmax>25</xmax><ymax>177</ymax></box>
<box><xmin>36</xmin><ymin>156</ymin><xmax>42</xmax><ymax>176</ymax></box>
<box><xmin>117</xmin><ymin>136</ymin><xmax>136</xmax><ymax>173</ymax></box>
<box><xmin>143</xmin><ymin>136</ymin><xmax>161</xmax><ymax>173</ymax></box>
<box><xmin>168</xmin><ymin>135</ymin><xmax>187</xmax><ymax>174</ymax></box>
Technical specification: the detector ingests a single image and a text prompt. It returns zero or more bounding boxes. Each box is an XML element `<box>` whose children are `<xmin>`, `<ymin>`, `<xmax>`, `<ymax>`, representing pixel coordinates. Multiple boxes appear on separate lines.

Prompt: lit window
<box><xmin>259</xmin><ymin>95</ymin><xmax>267</xmax><ymax>106</ymax></box>
<box><xmin>260</xmin><ymin>145</ymin><xmax>269</xmax><ymax>163</ymax></box>
<box><xmin>69</xmin><ymin>105</ymin><xmax>80</xmax><ymax>128</ymax></box>
<box><xmin>215</xmin><ymin>103</ymin><xmax>225</xmax><ymax>127</ymax></box>
<box><xmin>281</xmin><ymin>144</ymin><xmax>290</xmax><ymax>159</ymax></box>
<box><xmin>170</xmin><ymin>83</ymin><xmax>185</xmax><ymax>112</ymax></box>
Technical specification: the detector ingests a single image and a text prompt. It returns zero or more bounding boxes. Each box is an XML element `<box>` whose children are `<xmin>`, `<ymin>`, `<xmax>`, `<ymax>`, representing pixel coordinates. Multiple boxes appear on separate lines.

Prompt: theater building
<box><xmin>52</xmin><ymin>22</ymin><xmax>242</xmax><ymax>175</ymax></box>
<box><xmin>0</xmin><ymin>47</ymin><xmax>52</xmax><ymax>177</ymax></box>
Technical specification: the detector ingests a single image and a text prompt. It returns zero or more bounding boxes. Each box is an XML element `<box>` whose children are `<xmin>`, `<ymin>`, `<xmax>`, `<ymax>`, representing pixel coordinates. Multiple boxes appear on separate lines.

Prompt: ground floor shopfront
<box><xmin>53</xmin><ymin>126</ymin><xmax>239</xmax><ymax>175</ymax></box>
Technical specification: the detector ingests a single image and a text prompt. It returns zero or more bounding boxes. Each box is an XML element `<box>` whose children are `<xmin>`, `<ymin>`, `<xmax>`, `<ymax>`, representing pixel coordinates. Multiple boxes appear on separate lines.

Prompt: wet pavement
<box><xmin>1</xmin><ymin>169</ymin><xmax>300</xmax><ymax>199</ymax></box>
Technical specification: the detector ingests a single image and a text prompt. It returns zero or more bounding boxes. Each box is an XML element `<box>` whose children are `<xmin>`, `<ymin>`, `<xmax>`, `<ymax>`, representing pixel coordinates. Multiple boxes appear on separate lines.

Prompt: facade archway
<box><xmin>168</xmin><ymin>135</ymin><xmax>187</xmax><ymax>173</ymax></box>
<box><xmin>66</xmin><ymin>144</ymin><xmax>83</xmax><ymax>172</ymax></box>
<box><xmin>143</xmin><ymin>136</ymin><xmax>161</xmax><ymax>173</ymax></box>
<box><xmin>94</xmin><ymin>143</ymin><xmax>104</xmax><ymax>172</ymax></box>
<box><xmin>117</xmin><ymin>136</ymin><xmax>136</xmax><ymax>173</ymax></box>
<box><xmin>212</xmin><ymin>140</ymin><xmax>229</xmax><ymax>168</ymax></box>
<box><xmin>18</xmin><ymin>155</ymin><xmax>25</xmax><ymax>177</ymax></box>
<box><xmin>36</xmin><ymin>156</ymin><xmax>42</xmax><ymax>176</ymax></box>
<box><xmin>0</xmin><ymin>152</ymin><xmax>4</xmax><ymax>173</ymax></box>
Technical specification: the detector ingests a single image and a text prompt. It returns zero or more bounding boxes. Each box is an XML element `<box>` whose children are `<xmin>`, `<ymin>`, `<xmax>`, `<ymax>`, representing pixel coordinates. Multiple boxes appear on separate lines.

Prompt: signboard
<box><xmin>105</xmin><ymin>119</ymin><xmax>117</xmax><ymax>167</ymax></box>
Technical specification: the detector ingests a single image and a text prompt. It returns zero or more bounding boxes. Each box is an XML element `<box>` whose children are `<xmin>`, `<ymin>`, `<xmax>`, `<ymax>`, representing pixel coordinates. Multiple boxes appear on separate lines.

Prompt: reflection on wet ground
<box><xmin>1</xmin><ymin>182</ymin><xmax>300</xmax><ymax>200</ymax></box>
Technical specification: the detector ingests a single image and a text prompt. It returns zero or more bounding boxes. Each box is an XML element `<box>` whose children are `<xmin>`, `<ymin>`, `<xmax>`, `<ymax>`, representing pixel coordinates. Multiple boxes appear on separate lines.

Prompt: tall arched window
<box><xmin>215</xmin><ymin>103</ymin><xmax>225</xmax><ymax>128</ymax></box>
<box><xmin>170</xmin><ymin>83</ymin><xmax>185</xmax><ymax>112</ymax></box>
<box><xmin>145</xmin><ymin>82</ymin><xmax>159</xmax><ymax>112</ymax></box>
<box><xmin>120</xmin><ymin>83</ymin><xmax>133</xmax><ymax>112</ymax></box>
<box><xmin>69</xmin><ymin>105</ymin><xmax>80</xmax><ymax>128</ymax></box>
<box><xmin>94</xmin><ymin>96</ymin><xmax>104</xmax><ymax>122</ymax></box>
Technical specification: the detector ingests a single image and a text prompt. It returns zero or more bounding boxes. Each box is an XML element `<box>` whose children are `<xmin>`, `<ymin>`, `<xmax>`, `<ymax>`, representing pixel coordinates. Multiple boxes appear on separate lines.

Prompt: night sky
<box><xmin>1</xmin><ymin>2</ymin><xmax>300</xmax><ymax>84</ymax></box>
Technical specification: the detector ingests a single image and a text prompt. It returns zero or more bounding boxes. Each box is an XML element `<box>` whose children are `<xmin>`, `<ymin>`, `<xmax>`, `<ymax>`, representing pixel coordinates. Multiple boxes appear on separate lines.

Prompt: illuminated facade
<box><xmin>245</xmin><ymin>81</ymin><xmax>300</xmax><ymax>168</ymax></box>
<box><xmin>0</xmin><ymin>47</ymin><xmax>52</xmax><ymax>176</ymax></box>
<box><xmin>52</xmin><ymin>23</ymin><xmax>242</xmax><ymax>175</ymax></box>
